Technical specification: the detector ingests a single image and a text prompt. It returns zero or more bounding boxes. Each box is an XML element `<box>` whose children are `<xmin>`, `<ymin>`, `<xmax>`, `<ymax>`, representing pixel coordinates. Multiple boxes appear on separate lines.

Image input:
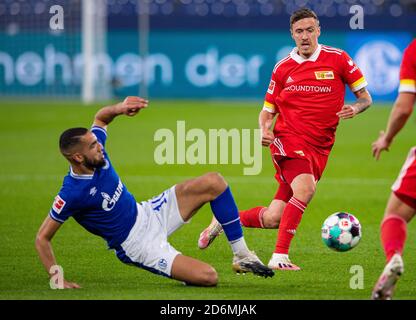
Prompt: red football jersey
<box><xmin>399</xmin><ymin>39</ymin><xmax>416</xmax><ymax>94</ymax></box>
<box><xmin>264</xmin><ymin>44</ymin><xmax>367</xmax><ymax>154</ymax></box>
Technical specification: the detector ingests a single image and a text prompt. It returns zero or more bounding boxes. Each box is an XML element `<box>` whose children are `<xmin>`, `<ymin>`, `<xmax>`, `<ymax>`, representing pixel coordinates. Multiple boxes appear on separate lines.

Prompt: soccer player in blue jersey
<box><xmin>35</xmin><ymin>96</ymin><xmax>274</xmax><ymax>289</ymax></box>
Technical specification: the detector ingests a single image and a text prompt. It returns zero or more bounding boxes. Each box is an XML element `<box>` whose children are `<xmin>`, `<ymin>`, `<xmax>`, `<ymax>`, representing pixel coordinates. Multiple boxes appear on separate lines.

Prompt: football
<box><xmin>321</xmin><ymin>212</ymin><xmax>362</xmax><ymax>252</ymax></box>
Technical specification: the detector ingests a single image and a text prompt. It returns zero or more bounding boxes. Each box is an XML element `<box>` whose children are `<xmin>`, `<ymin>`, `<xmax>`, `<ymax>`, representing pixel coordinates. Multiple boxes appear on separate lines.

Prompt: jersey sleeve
<box><xmin>263</xmin><ymin>69</ymin><xmax>281</xmax><ymax>114</ymax></box>
<box><xmin>399</xmin><ymin>40</ymin><xmax>416</xmax><ymax>94</ymax></box>
<box><xmin>340</xmin><ymin>51</ymin><xmax>368</xmax><ymax>92</ymax></box>
<box><xmin>91</xmin><ymin>125</ymin><xmax>108</xmax><ymax>147</ymax></box>
<box><xmin>49</xmin><ymin>190</ymin><xmax>76</xmax><ymax>224</ymax></box>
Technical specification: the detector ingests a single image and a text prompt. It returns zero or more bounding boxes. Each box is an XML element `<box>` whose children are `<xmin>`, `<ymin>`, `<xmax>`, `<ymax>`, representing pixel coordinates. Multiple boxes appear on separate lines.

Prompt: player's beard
<box><xmin>83</xmin><ymin>155</ymin><xmax>106</xmax><ymax>170</ymax></box>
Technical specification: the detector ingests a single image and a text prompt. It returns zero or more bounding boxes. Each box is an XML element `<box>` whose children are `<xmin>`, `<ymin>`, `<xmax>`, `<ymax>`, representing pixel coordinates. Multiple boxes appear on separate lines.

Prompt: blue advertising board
<box><xmin>0</xmin><ymin>31</ymin><xmax>413</xmax><ymax>101</ymax></box>
<box><xmin>346</xmin><ymin>32</ymin><xmax>413</xmax><ymax>101</ymax></box>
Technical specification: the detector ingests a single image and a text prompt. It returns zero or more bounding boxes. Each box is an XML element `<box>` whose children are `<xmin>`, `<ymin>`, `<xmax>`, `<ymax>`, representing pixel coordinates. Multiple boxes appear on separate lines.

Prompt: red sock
<box><xmin>239</xmin><ymin>207</ymin><xmax>266</xmax><ymax>228</ymax></box>
<box><xmin>381</xmin><ymin>215</ymin><xmax>407</xmax><ymax>263</ymax></box>
<box><xmin>274</xmin><ymin>197</ymin><xmax>306</xmax><ymax>254</ymax></box>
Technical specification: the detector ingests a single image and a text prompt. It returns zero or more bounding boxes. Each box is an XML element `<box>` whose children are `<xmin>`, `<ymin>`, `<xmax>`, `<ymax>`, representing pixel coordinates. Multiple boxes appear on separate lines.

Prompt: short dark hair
<box><xmin>290</xmin><ymin>8</ymin><xmax>319</xmax><ymax>28</ymax></box>
<box><xmin>59</xmin><ymin>127</ymin><xmax>88</xmax><ymax>154</ymax></box>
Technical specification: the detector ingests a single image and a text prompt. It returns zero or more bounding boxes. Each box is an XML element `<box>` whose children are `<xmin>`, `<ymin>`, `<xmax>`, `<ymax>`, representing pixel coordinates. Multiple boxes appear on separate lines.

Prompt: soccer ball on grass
<box><xmin>321</xmin><ymin>212</ymin><xmax>361</xmax><ymax>252</ymax></box>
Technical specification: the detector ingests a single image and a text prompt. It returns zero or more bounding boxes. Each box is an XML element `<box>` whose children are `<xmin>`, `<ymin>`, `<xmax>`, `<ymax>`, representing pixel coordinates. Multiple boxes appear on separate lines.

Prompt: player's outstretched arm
<box><xmin>372</xmin><ymin>92</ymin><xmax>416</xmax><ymax>160</ymax></box>
<box><xmin>35</xmin><ymin>216</ymin><xmax>81</xmax><ymax>289</ymax></box>
<box><xmin>337</xmin><ymin>87</ymin><xmax>372</xmax><ymax>120</ymax></box>
<box><xmin>93</xmin><ymin>96</ymin><xmax>148</xmax><ymax>129</ymax></box>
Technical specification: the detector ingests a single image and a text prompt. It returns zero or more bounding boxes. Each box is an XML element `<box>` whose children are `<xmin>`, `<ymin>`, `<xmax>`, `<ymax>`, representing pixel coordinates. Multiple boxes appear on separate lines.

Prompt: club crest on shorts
<box><xmin>158</xmin><ymin>258</ymin><xmax>168</xmax><ymax>270</ymax></box>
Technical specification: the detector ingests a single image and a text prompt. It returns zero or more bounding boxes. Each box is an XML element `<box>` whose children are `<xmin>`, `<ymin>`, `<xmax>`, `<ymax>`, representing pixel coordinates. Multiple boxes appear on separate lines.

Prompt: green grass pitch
<box><xmin>0</xmin><ymin>99</ymin><xmax>415</xmax><ymax>300</ymax></box>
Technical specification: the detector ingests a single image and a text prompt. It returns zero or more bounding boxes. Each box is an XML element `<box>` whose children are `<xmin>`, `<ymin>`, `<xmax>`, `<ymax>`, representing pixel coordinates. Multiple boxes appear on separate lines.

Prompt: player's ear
<box><xmin>71</xmin><ymin>152</ymin><xmax>84</xmax><ymax>164</ymax></box>
<box><xmin>290</xmin><ymin>28</ymin><xmax>294</xmax><ymax>41</ymax></box>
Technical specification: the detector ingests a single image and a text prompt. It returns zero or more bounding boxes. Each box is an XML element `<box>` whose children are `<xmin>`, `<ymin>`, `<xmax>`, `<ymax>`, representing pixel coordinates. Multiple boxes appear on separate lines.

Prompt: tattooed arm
<box><xmin>337</xmin><ymin>87</ymin><xmax>372</xmax><ymax>120</ymax></box>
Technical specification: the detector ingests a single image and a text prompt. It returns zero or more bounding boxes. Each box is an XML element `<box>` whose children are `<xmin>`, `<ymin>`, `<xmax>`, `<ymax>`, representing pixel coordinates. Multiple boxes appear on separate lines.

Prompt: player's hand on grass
<box><xmin>336</xmin><ymin>105</ymin><xmax>358</xmax><ymax>120</ymax></box>
<box><xmin>63</xmin><ymin>280</ymin><xmax>81</xmax><ymax>289</ymax></box>
<box><xmin>372</xmin><ymin>130</ymin><xmax>391</xmax><ymax>161</ymax></box>
<box><xmin>50</xmin><ymin>279</ymin><xmax>81</xmax><ymax>289</ymax></box>
<box><xmin>120</xmin><ymin>96</ymin><xmax>148</xmax><ymax>116</ymax></box>
<box><xmin>261</xmin><ymin>129</ymin><xmax>275</xmax><ymax>146</ymax></box>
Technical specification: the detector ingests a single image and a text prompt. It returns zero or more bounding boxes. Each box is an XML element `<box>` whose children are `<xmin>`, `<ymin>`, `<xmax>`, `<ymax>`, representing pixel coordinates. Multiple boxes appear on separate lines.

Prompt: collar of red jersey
<box><xmin>290</xmin><ymin>44</ymin><xmax>322</xmax><ymax>64</ymax></box>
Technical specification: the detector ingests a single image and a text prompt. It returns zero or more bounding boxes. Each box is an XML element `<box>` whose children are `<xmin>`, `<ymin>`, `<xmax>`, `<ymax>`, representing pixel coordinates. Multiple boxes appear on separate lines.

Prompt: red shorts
<box><xmin>270</xmin><ymin>135</ymin><xmax>329</xmax><ymax>202</ymax></box>
<box><xmin>392</xmin><ymin>147</ymin><xmax>416</xmax><ymax>209</ymax></box>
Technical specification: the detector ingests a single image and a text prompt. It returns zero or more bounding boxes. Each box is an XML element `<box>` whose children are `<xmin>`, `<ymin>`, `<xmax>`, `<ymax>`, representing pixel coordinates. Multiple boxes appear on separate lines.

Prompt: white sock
<box><xmin>272</xmin><ymin>253</ymin><xmax>289</xmax><ymax>260</ymax></box>
<box><xmin>230</xmin><ymin>237</ymin><xmax>249</xmax><ymax>254</ymax></box>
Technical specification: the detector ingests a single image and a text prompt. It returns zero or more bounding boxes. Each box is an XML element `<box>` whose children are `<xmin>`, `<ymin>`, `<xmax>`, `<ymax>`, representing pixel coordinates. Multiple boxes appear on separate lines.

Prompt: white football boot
<box><xmin>268</xmin><ymin>253</ymin><xmax>301</xmax><ymax>271</ymax></box>
<box><xmin>371</xmin><ymin>253</ymin><xmax>404</xmax><ymax>300</ymax></box>
<box><xmin>232</xmin><ymin>249</ymin><xmax>274</xmax><ymax>278</ymax></box>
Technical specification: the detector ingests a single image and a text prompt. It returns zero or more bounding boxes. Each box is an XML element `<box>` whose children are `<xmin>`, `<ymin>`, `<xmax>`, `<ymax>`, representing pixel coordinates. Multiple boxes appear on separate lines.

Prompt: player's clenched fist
<box><xmin>120</xmin><ymin>96</ymin><xmax>148</xmax><ymax>116</ymax></box>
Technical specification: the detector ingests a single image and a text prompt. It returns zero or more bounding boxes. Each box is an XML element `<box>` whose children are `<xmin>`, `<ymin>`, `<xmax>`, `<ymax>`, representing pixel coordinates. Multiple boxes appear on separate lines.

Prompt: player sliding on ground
<box><xmin>198</xmin><ymin>8</ymin><xmax>372</xmax><ymax>271</ymax></box>
<box><xmin>35</xmin><ymin>96</ymin><xmax>273</xmax><ymax>289</ymax></box>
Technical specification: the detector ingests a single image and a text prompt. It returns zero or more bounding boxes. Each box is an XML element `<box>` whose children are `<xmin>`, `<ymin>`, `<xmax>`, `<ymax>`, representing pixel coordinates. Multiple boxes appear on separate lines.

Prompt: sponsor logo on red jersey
<box><xmin>286</xmin><ymin>76</ymin><xmax>294</xmax><ymax>84</ymax></box>
<box><xmin>349</xmin><ymin>65</ymin><xmax>358</xmax><ymax>74</ymax></box>
<box><xmin>284</xmin><ymin>85</ymin><xmax>332</xmax><ymax>93</ymax></box>
<box><xmin>314</xmin><ymin>71</ymin><xmax>334</xmax><ymax>80</ymax></box>
<box><xmin>267</xmin><ymin>80</ymin><xmax>276</xmax><ymax>94</ymax></box>
<box><xmin>53</xmin><ymin>195</ymin><xmax>66</xmax><ymax>214</ymax></box>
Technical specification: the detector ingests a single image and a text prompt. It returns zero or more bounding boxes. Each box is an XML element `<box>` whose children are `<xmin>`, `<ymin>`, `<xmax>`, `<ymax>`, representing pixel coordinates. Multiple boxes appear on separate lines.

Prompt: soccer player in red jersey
<box><xmin>371</xmin><ymin>39</ymin><xmax>416</xmax><ymax>300</ymax></box>
<box><xmin>198</xmin><ymin>8</ymin><xmax>372</xmax><ymax>271</ymax></box>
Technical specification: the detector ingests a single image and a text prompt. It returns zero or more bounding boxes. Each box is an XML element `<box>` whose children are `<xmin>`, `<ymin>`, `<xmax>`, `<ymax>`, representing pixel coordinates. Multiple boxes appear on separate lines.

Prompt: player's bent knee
<box><xmin>204</xmin><ymin>172</ymin><xmax>227</xmax><ymax>199</ymax></box>
<box><xmin>172</xmin><ymin>256</ymin><xmax>218</xmax><ymax>286</ymax></box>
<box><xmin>193</xmin><ymin>266</ymin><xmax>218</xmax><ymax>287</ymax></box>
<box><xmin>264</xmin><ymin>216</ymin><xmax>280</xmax><ymax>228</ymax></box>
<box><xmin>202</xmin><ymin>267</ymin><xmax>218</xmax><ymax>287</ymax></box>
<box><xmin>263</xmin><ymin>209</ymin><xmax>281</xmax><ymax>228</ymax></box>
<box><xmin>294</xmin><ymin>183</ymin><xmax>316</xmax><ymax>202</ymax></box>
